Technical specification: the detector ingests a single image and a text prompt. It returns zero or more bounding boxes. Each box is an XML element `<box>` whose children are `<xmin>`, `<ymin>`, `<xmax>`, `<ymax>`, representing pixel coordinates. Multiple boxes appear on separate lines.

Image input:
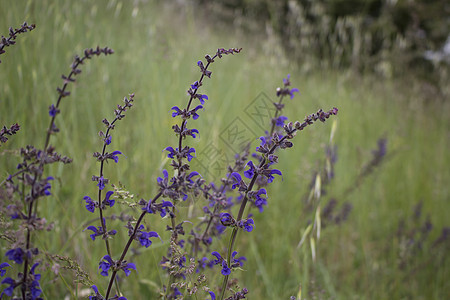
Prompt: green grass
<box><xmin>1</xmin><ymin>0</ymin><xmax>449</xmax><ymax>299</ymax></box>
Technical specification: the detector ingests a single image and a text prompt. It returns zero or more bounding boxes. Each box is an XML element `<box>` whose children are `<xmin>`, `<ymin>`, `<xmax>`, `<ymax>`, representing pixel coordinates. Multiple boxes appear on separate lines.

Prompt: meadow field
<box><xmin>0</xmin><ymin>1</ymin><xmax>449</xmax><ymax>299</ymax></box>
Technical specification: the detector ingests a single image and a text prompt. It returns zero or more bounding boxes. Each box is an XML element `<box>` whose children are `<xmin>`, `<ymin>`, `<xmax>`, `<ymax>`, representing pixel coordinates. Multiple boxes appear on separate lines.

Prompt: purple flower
<box><xmin>275</xmin><ymin>115</ymin><xmax>288</xmax><ymax>126</ymax></box>
<box><xmin>210</xmin><ymin>251</ymin><xmax>223</xmax><ymax>265</ymax></box>
<box><xmin>186</xmin><ymin>147</ymin><xmax>196</xmax><ymax>161</ymax></box>
<box><xmin>197</xmin><ymin>60</ymin><xmax>212</xmax><ymax>78</ymax></box>
<box><xmin>157</xmin><ymin>169</ymin><xmax>169</xmax><ymax>185</ymax></box>
<box><xmin>97</xmin><ymin>176</ymin><xmax>106</xmax><ymax>190</ymax></box>
<box><xmin>190</xmin><ymin>105</ymin><xmax>203</xmax><ymax>120</ymax></box>
<box><xmin>142</xmin><ymin>199</ymin><xmax>173</xmax><ymax>216</ymax></box>
<box><xmin>137</xmin><ymin>227</ymin><xmax>159</xmax><ymax>248</ymax></box>
<box><xmin>110</xmin><ymin>150</ymin><xmax>123</xmax><ymax>163</ymax></box>
<box><xmin>220</xmin><ymin>212</ymin><xmax>235</xmax><ymax>226</ymax></box>
<box><xmin>48</xmin><ymin>104</ymin><xmax>59</xmax><ymax>117</ymax></box>
<box><xmin>278</xmin><ymin>75</ymin><xmax>300</xmax><ymax>99</ymax></box>
<box><xmin>374</xmin><ymin>138</ymin><xmax>387</xmax><ymax>158</ymax></box>
<box><xmin>289</xmin><ymin>88</ymin><xmax>300</xmax><ymax>99</ymax></box>
<box><xmin>164</xmin><ymin>147</ymin><xmax>176</xmax><ymax>159</ymax></box>
<box><xmin>283</xmin><ymin>74</ymin><xmax>291</xmax><ymax>86</ymax></box>
<box><xmin>259</xmin><ymin>136</ymin><xmax>267</xmax><ymax>146</ymax></box>
<box><xmin>43</xmin><ymin>176</ymin><xmax>54</xmax><ymax>196</ymax></box>
<box><xmin>187</xmin><ymin>171</ymin><xmax>200</xmax><ymax>183</ymax></box>
<box><xmin>104</xmin><ymin>135</ymin><xmax>112</xmax><ymax>145</ymax></box>
<box><xmin>174</xmin><ymin>288</ymin><xmax>182</xmax><ymax>297</ymax></box>
<box><xmin>238</xmin><ymin>218</ymin><xmax>255</xmax><ymax>232</ymax></box>
<box><xmin>244</xmin><ymin>161</ymin><xmax>257</xmax><ymax>179</ymax></box>
<box><xmin>190</xmin><ymin>128</ymin><xmax>199</xmax><ymax>138</ymax></box>
<box><xmin>86</xmin><ymin>226</ymin><xmax>101</xmax><ymax>241</ymax></box>
<box><xmin>195</xmin><ymin>93</ymin><xmax>208</xmax><ymax>105</ymax></box>
<box><xmin>99</xmin><ymin>255</ymin><xmax>114</xmax><ymax>276</ymax></box>
<box><xmin>1</xmin><ymin>277</ymin><xmax>15</xmax><ymax>297</ymax></box>
<box><xmin>84</xmin><ymin>196</ymin><xmax>96</xmax><ymax>213</ymax></box>
<box><xmin>230</xmin><ymin>172</ymin><xmax>243</xmax><ymax>189</ymax></box>
<box><xmin>253</xmin><ymin>188</ymin><xmax>268</xmax><ymax>212</ymax></box>
<box><xmin>30</xmin><ymin>263</ymin><xmax>42</xmax><ymax>299</ymax></box>
<box><xmin>221</xmin><ymin>260</ymin><xmax>231</xmax><ymax>276</ymax></box>
<box><xmin>86</xmin><ymin>225</ymin><xmax>117</xmax><ymax>241</ymax></box>
<box><xmin>215</xmin><ymin>223</ymin><xmax>226</xmax><ymax>235</ymax></box>
<box><xmin>208</xmin><ymin>291</ymin><xmax>216</xmax><ymax>300</ymax></box>
<box><xmin>5</xmin><ymin>248</ymin><xmax>24</xmax><ymax>264</ymax></box>
<box><xmin>231</xmin><ymin>251</ymin><xmax>246</xmax><ymax>267</ymax></box>
<box><xmin>171</xmin><ymin>106</ymin><xmax>183</xmax><ymax>117</ymax></box>
<box><xmin>0</xmin><ymin>263</ymin><xmax>10</xmax><ymax>277</ymax></box>
<box><xmin>266</xmin><ymin>169</ymin><xmax>282</xmax><ymax>183</ymax></box>
<box><xmin>122</xmin><ymin>262</ymin><xmax>137</xmax><ymax>277</ymax></box>
<box><xmin>103</xmin><ymin>191</ymin><xmax>115</xmax><ymax>208</ymax></box>
<box><xmin>191</xmin><ymin>81</ymin><xmax>200</xmax><ymax>90</ymax></box>
<box><xmin>89</xmin><ymin>285</ymin><xmax>102</xmax><ymax>300</ymax></box>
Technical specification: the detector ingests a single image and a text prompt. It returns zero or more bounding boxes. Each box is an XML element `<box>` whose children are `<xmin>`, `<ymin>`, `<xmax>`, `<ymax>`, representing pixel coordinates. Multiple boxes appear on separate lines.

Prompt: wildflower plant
<box><xmin>0</xmin><ymin>21</ymin><xmax>340</xmax><ymax>299</ymax></box>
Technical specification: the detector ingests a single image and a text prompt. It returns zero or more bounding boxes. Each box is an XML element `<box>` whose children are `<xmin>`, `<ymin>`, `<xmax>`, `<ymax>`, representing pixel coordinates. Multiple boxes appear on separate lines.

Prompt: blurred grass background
<box><xmin>0</xmin><ymin>0</ymin><xmax>448</xmax><ymax>299</ymax></box>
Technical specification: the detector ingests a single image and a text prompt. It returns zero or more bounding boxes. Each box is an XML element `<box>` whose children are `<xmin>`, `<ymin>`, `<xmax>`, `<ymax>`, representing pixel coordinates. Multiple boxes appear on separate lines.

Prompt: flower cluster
<box><xmin>0</xmin><ymin>22</ymin><xmax>35</xmax><ymax>63</ymax></box>
<box><xmin>0</xmin><ymin>46</ymin><xmax>117</xmax><ymax>300</ymax></box>
<box><xmin>1</xmin><ymin>262</ymin><xmax>42</xmax><ymax>299</ymax></box>
<box><xmin>210</xmin><ymin>251</ymin><xmax>246</xmax><ymax>276</ymax></box>
<box><xmin>0</xmin><ymin>123</ymin><xmax>20</xmax><ymax>145</ymax></box>
<box><xmin>207</xmin><ymin>75</ymin><xmax>338</xmax><ymax>298</ymax></box>
<box><xmin>99</xmin><ymin>255</ymin><xmax>136</xmax><ymax>277</ymax></box>
<box><xmin>0</xmin><ymin>37</ymin><xmax>340</xmax><ymax>300</ymax></box>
